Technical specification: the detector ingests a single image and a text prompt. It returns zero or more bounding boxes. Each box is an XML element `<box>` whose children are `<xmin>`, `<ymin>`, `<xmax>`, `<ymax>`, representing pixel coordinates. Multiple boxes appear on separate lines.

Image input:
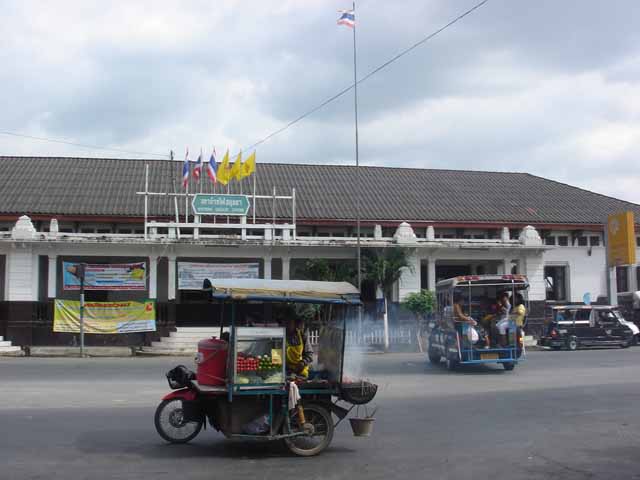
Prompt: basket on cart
<box><xmin>339</xmin><ymin>381</ymin><xmax>378</xmax><ymax>405</ymax></box>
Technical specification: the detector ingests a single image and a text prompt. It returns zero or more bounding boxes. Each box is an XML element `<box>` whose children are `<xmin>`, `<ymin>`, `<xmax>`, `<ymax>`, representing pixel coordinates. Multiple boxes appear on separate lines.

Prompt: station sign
<box><xmin>192</xmin><ymin>194</ymin><xmax>250</xmax><ymax>216</ymax></box>
<box><xmin>607</xmin><ymin>211</ymin><xmax>637</xmax><ymax>267</ymax></box>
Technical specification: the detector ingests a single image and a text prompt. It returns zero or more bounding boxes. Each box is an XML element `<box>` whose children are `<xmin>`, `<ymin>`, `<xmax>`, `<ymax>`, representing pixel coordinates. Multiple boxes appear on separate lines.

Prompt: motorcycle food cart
<box><xmin>154</xmin><ymin>279</ymin><xmax>377</xmax><ymax>456</ymax></box>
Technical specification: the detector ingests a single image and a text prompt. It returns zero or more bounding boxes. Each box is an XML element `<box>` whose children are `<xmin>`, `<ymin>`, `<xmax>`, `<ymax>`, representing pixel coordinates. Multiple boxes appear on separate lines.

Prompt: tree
<box><xmin>362</xmin><ymin>247</ymin><xmax>412</xmax><ymax>351</ymax></box>
<box><xmin>402</xmin><ymin>289</ymin><xmax>436</xmax><ymax>353</ymax></box>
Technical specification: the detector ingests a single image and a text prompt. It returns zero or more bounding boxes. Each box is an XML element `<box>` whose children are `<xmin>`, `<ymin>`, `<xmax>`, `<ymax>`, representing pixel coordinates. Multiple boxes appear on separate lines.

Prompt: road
<box><xmin>2</xmin><ymin>349</ymin><xmax>640</xmax><ymax>480</ymax></box>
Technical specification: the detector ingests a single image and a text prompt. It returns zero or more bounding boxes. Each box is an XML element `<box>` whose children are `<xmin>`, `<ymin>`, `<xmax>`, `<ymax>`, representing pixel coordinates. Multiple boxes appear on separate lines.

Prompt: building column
<box><xmin>499</xmin><ymin>258</ymin><xmax>511</xmax><ymax>275</ymax></box>
<box><xmin>628</xmin><ymin>265</ymin><xmax>638</xmax><ymax>293</ymax></box>
<box><xmin>427</xmin><ymin>256</ymin><xmax>436</xmax><ymax>290</ymax></box>
<box><xmin>398</xmin><ymin>251</ymin><xmax>421</xmax><ymax>301</ymax></box>
<box><xmin>282</xmin><ymin>257</ymin><xmax>290</xmax><ymax>280</ymax></box>
<box><xmin>522</xmin><ymin>254</ymin><xmax>546</xmax><ymax>302</ymax></box>
<box><xmin>149</xmin><ymin>255</ymin><xmax>158</xmax><ymax>299</ymax></box>
<box><xmin>167</xmin><ymin>255</ymin><xmax>176</xmax><ymax>301</ymax></box>
<box><xmin>7</xmin><ymin>246</ymin><xmax>37</xmax><ymax>301</ymax></box>
<box><xmin>263</xmin><ymin>256</ymin><xmax>272</xmax><ymax>280</ymax></box>
<box><xmin>48</xmin><ymin>255</ymin><xmax>57</xmax><ymax>298</ymax></box>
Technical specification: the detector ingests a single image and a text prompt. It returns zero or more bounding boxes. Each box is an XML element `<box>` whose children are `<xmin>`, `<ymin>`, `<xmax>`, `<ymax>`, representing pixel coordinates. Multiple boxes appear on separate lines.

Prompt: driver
<box><xmin>285</xmin><ymin>316</ymin><xmax>313</xmax><ymax>379</ymax></box>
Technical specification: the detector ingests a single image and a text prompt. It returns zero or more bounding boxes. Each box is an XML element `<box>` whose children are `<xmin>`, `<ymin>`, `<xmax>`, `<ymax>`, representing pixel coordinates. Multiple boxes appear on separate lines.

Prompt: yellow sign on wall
<box><xmin>607</xmin><ymin>211</ymin><xmax>637</xmax><ymax>267</ymax></box>
<box><xmin>53</xmin><ymin>299</ymin><xmax>156</xmax><ymax>334</ymax></box>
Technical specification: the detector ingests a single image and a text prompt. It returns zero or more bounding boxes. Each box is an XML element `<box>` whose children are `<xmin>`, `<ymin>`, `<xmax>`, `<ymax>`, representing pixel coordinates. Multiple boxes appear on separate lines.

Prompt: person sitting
<box><xmin>453</xmin><ymin>294</ymin><xmax>481</xmax><ymax>345</ymax></box>
<box><xmin>511</xmin><ymin>293</ymin><xmax>527</xmax><ymax>329</ymax></box>
<box><xmin>285</xmin><ymin>316</ymin><xmax>313</xmax><ymax>379</ymax></box>
<box><xmin>496</xmin><ymin>292</ymin><xmax>512</xmax><ymax>346</ymax></box>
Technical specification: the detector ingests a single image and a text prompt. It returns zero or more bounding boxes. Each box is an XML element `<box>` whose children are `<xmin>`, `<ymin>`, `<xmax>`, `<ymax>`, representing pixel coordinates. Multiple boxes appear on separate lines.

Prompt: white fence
<box><xmin>308</xmin><ymin>326</ymin><xmax>415</xmax><ymax>347</ymax></box>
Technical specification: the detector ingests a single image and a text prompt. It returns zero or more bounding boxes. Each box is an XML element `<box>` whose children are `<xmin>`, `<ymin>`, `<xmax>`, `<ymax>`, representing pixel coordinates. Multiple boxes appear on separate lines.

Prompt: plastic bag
<box><xmin>242</xmin><ymin>414</ymin><xmax>270</xmax><ymax>435</ymax></box>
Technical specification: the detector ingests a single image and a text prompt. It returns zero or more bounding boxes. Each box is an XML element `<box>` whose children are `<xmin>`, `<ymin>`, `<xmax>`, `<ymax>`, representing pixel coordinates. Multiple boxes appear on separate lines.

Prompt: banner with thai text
<box><xmin>63</xmin><ymin>262</ymin><xmax>146</xmax><ymax>291</ymax></box>
<box><xmin>53</xmin><ymin>299</ymin><xmax>156</xmax><ymax>334</ymax></box>
<box><xmin>177</xmin><ymin>262</ymin><xmax>260</xmax><ymax>290</ymax></box>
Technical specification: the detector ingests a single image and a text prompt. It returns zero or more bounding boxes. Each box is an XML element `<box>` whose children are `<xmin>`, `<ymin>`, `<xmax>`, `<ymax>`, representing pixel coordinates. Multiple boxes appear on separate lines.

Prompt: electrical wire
<box><xmin>0</xmin><ymin>0</ymin><xmax>490</xmax><ymax>159</ymax></box>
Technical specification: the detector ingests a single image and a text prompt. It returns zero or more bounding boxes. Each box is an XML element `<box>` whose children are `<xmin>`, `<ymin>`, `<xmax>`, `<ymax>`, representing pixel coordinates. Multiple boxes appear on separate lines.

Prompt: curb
<box><xmin>29</xmin><ymin>346</ymin><xmax>135</xmax><ymax>357</ymax></box>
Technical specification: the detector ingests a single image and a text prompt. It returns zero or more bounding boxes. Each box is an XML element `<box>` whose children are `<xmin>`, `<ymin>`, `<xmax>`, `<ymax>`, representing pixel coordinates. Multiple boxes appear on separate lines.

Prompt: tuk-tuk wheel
<box><xmin>566</xmin><ymin>337</ymin><xmax>578</xmax><ymax>351</ymax></box>
<box><xmin>502</xmin><ymin>362</ymin><xmax>515</xmax><ymax>371</ymax></box>
<box><xmin>446</xmin><ymin>356</ymin><xmax>459</xmax><ymax>371</ymax></box>
<box><xmin>620</xmin><ymin>340</ymin><xmax>631</xmax><ymax>349</ymax></box>
<box><xmin>154</xmin><ymin>399</ymin><xmax>203</xmax><ymax>444</ymax></box>
<box><xmin>428</xmin><ymin>349</ymin><xmax>441</xmax><ymax>365</ymax></box>
<box><xmin>284</xmin><ymin>404</ymin><xmax>334</xmax><ymax>457</ymax></box>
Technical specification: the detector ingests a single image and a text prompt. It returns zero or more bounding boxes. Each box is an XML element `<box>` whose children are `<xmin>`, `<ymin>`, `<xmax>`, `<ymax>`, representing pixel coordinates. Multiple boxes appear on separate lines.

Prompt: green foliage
<box><xmin>362</xmin><ymin>247</ymin><xmax>412</xmax><ymax>298</ymax></box>
<box><xmin>299</xmin><ymin>258</ymin><xmax>357</xmax><ymax>285</ymax></box>
<box><xmin>402</xmin><ymin>289</ymin><xmax>436</xmax><ymax>317</ymax></box>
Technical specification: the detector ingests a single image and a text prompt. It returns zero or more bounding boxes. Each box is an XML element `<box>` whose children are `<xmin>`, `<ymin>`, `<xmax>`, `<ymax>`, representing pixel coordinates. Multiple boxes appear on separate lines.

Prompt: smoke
<box><xmin>341</xmin><ymin>310</ymin><xmax>375</xmax><ymax>382</ymax></box>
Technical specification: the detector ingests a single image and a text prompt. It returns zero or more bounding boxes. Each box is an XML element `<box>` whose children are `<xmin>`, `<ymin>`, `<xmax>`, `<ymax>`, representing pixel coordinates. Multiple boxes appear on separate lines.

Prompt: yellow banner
<box><xmin>53</xmin><ymin>299</ymin><xmax>156</xmax><ymax>334</ymax></box>
<box><xmin>607</xmin><ymin>211</ymin><xmax>637</xmax><ymax>267</ymax></box>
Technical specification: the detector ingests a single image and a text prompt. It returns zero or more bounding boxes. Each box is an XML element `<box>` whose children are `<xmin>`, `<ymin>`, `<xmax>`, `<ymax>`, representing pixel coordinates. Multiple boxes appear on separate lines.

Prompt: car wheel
<box><xmin>427</xmin><ymin>343</ymin><xmax>441</xmax><ymax>364</ymax></box>
<box><xmin>633</xmin><ymin>335</ymin><xmax>638</xmax><ymax>346</ymax></box>
<box><xmin>502</xmin><ymin>362</ymin><xmax>515</xmax><ymax>371</ymax></box>
<box><xmin>620</xmin><ymin>340</ymin><xmax>631</xmax><ymax>349</ymax></box>
<box><xmin>566</xmin><ymin>337</ymin><xmax>578</xmax><ymax>351</ymax></box>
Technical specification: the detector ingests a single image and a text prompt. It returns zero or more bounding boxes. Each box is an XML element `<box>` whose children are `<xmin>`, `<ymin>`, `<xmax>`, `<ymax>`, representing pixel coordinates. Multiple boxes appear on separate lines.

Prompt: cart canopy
<box><xmin>436</xmin><ymin>274</ymin><xmax>529</xmax><ymax>291</ymax></box>
<box><xmin>203</xmin><ymin>278</ymin><xmax>361</xmax><ymax>304</ymax></box>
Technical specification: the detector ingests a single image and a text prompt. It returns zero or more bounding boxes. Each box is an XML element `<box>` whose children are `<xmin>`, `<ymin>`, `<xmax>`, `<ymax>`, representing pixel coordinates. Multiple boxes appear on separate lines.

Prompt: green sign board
<box><xmin>192</xmin><ymin>194</ymin><xmax>250</xmax><ymax>216</ymax></box>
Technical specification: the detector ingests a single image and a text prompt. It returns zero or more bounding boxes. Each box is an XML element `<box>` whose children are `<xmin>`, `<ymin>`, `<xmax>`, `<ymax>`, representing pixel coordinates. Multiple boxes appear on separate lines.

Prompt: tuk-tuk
<box><xmin>538</xmin><ymin>305</ymin><xmax>635</xmax><ymax>350</ymax></box>
<box><xmin>154</xmin><ymin>279</ymin><xmax>377</xmax><ymax>457</ymax></box>
<box><xmin>427</xmin><ymin>275</ymin><xmax>529</xmax><ymax>371</ymax></box>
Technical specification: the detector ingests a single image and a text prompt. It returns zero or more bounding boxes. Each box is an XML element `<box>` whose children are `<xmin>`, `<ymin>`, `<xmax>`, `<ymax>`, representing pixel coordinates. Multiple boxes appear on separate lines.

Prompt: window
<box><xmin>577</xmin><ymin>237</ymin><xmax>588</xmax><ymax>247</ymax></box>
<box><xmin>80</xmin><ymin>228</ymin><xmax>95</xmax><ymax>234</ymax></box>
<box><xmin>96</xmin><ymin>228</ymin><xmax>111</xmax><ymax>234</ymax></box>
<box><xmin>616</xmin><ymin>266</ymin><xmax>629</xmax><ymax>293</ymax></box>
<box><xmin>590</xmin><ymin>236</ymin><xmax>600</xmax><ymax>247</ymax></box>
<box><xmin>545</xmin><ymin>265</ymin><xmax>568</xmax><ymax>301</ymax></box>
<box><xmin>558</xmin><ymin>236</ymin><xmax>569</xmax><ymax>246</ymax></box>
<box><xmin>473</xmin><ymin>235</ymin><xmax>486</xmax><ymax>239</ymax></box>
<box><xmin>118</xmin><ymin>228</ymin><xmax>132</xmax><ymax>234</ymax></box>
<box><xmin>545</xmin><ymin>236</ymin><xmax>556</xmax><ymax>246</ymax></box>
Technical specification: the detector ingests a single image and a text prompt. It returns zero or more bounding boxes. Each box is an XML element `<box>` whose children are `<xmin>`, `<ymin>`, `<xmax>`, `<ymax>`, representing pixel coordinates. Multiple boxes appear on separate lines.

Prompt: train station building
<box><xmin>0</xmin><ymin>156</ymin><xmax>639</xmax><ymax>351</ymax></box>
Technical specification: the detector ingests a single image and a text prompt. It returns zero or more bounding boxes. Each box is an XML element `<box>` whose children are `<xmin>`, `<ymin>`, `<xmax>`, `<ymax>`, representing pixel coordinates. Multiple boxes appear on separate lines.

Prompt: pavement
<box><xmin>1</xmin><ymin>349</ymin><xmax>640</xmax><ymax>479</ymax></box>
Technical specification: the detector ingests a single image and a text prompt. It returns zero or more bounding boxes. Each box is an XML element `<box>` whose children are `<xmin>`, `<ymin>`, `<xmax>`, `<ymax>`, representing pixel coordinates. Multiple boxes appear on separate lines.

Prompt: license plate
<box><xmin>558</xmin><ymin>329</ymin><xmax>567</xmax><ymax>334</ymax></box>
<box><xmin>481</xmin><ymin>353</ymin><xmax>499</xmax><ymax>360</ymax></box>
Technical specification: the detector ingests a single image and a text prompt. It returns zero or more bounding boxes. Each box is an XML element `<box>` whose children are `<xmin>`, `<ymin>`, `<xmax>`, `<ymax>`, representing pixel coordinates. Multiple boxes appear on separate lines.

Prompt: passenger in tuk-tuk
<box><xmin>511</xmin><ymin>293</ymin><xmax>526</xmax><ymax>328</ymax></box>
<box><xmin>453</xmin><ymin>294</ymin><xmax>482</xmax><ymax>345</ymax></box>
<box><xmin>496</xmin><ymin>292</ymin><xmax>512</xmax><ymax>346</ymax></box>
<box><xmin>284</xmin><ymin>316</ymin><xmax>314</xmax><ymax>379</ymax></box>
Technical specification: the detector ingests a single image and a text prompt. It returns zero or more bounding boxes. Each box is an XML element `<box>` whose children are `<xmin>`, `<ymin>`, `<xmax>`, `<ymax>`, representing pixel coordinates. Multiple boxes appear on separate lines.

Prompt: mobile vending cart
<box><xmin>427</xmin><ymin>275</ymin><xmax>529</xmax><ymax>371</ymax></box>
<box><xmin>154</xmin><ymin>279</ymin><xmax>378</xmax><ymax>457</ymax></box>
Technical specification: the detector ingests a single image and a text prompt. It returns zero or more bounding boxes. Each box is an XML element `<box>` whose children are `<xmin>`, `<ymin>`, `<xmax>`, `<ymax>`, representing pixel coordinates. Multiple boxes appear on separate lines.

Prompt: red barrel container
<box><xmin>195</xmin><ymin>337</ymin><xmax>228</xmax><ymax>386</ymax></box>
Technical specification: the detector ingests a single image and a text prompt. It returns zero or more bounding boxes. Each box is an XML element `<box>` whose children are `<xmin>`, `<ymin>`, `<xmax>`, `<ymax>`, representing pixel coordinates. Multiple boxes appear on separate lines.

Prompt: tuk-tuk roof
<box><xmin>203</xmin><ymin>278</ymin><xmax>361</xmax><ymax>304</ymax></box>
<box><xmin>436</xmin><ymin>274</ymin><xmax>529</xmax><ymax>290</ymax></box>
<box><xmin>552</xmin><ymin>305</ymin><xmax>618</xmax><ymax>311</ymax></box>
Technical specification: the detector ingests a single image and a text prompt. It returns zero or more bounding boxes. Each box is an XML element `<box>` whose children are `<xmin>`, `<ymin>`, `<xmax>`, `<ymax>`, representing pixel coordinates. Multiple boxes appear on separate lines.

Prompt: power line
<box><xmin>242</xmin><ymin>0</ymin><xmax>491</xmax><ymax>152</ymax></box>
<box><xmin>0</xmin><ymin>0</ymin><xmax>490</xmax><ymax>158</ymax></box>
<box><xmin>0</xmin><ymin>130</ymin><xmax>169</xmax><ymax>158</ymax></box>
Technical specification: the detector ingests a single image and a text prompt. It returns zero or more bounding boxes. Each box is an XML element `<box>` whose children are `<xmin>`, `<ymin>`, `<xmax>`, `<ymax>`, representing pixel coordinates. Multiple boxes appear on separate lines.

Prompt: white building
<box><xmin>0</xmin><ymin>156</ymin><xmax>638</xmax><ymax>348</ymax></box>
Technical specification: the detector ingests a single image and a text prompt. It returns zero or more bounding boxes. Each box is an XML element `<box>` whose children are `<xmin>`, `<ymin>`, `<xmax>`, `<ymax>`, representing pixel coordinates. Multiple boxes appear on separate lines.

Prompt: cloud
<box><xmin>1</xmin><ymin>0</ymin><xmax>639</xmax><ymax>205</ymax></box>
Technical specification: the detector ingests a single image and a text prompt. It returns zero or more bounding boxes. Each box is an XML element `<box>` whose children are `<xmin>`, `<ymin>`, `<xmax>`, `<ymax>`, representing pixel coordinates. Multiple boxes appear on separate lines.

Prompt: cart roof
<box><xmin>203</xmin><ymin>278</ymin><xmax>361</xmax><ymax>304</ymax></box>
<box><xmin>436</xmin><ymin>274</ymin><xmax>529</xmax><ymax>290</ymax></box>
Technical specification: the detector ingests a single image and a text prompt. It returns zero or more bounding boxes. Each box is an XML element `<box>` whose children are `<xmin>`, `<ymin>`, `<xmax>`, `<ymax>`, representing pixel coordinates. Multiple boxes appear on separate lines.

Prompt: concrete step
<box><xmin>139</xmin><ymin>347</ymin><xmax>197</xmax><ymax>356</ymax></box>
<box><xmin>29</xmin><ymin>346</ymin><xmax>133</xmax><ymax>357</ymax></box>
<box><xmin>0</xmin><ymin>345</ymin><xmax>24</xmax><ymax>356</ymax></box>
<box><xmin>175</xmin><ymin>327</ymin><xmax>221</xmax><ymax>333</ymax></box>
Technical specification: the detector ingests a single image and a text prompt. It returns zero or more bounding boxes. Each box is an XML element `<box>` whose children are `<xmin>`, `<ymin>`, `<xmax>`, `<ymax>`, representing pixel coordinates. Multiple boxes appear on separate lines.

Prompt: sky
<box><xmin>1</xmin><ymin>0</ymin><xmax>640</xmax><ymax>204</ymax></box>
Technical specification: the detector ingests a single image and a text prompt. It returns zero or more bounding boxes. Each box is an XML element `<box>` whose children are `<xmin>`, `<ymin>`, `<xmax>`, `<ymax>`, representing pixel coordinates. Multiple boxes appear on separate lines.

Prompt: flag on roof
<box><xmin>337</xmin><ymin>9</ymin><xmax>355</xmax><ymax>28</ymax></box>
<box><xmin>182</xmin><ymin>148</ymin><xmax>190</xmax><ymax>189</ymax></box>
<box><xmin>229</xmin><ymin>152</ymin><xmax>243</xmax><ymax>181</ymax></box>
<box><xmin>206</xmin><ymin>148</ymin><xmax>217</xmax><ymax>184</ymax></box>
<box><xmin>217</xmin><ymin>150</ymin><xmax>231</xmax><ymax>185</ymax></box>
<box><xmin>240</xmin><ymin>151</ymin><xmax>256</xmax><ymax>179</ymax></box>
<box><xmin>194</xmin><ymin>149</ymin><xmax>202</xmax><ymax>180</ymax></box>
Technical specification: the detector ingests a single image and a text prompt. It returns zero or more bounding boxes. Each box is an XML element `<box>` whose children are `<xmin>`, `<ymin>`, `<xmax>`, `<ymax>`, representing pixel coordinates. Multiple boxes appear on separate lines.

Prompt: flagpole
<box><xmin>352</xmin><ymin>1</ymin><xmax>362</xmax><ymax>299</ymax></box>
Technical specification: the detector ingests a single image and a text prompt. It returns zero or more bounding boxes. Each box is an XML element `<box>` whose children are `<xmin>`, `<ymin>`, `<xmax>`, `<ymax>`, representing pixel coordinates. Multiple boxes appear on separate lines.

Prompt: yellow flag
<box><xmin>216</xmin><ymin>150</ymin><xmax>231</xmax><ymax>185</ymax></box>
<box><xmin>229</xmin><ymin>152</ymin><xmax>243</xmax><ymax>181</ymax></box>
<box><xmin>240</xmin><ymin>151</ymin><xmax>256</xmax><ymax>179</ymax></box>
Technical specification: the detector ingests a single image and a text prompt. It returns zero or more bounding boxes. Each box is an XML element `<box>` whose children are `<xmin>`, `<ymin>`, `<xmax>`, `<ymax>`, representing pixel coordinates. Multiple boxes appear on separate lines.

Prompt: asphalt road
<box><xmin>2</xmin><ymin>349</ymin><xmax>640</xmax><ymax>480</ymax></box>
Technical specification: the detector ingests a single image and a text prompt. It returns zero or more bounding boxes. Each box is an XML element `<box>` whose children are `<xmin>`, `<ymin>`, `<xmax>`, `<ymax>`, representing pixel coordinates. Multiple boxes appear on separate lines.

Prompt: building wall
<box><xmin>542</xmin><ymin>246</ymin><xmax>607</xmax><ymax>302</ymax></box>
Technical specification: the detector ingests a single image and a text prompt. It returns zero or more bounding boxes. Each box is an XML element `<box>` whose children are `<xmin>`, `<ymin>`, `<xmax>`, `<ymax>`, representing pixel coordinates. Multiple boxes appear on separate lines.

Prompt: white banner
<box><xmin>177</xmin><ymin>262</ymin><xmax>260</xmax><ymax>290</ymax></box>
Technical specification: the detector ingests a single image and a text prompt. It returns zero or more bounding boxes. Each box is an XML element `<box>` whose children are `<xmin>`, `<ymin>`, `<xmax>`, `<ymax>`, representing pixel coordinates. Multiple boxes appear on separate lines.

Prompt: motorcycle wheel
<box><xmin>283</xmin><ymin>404</ymin><xmax>334</xmax><ymax>457</ymax></box>
<box><xmin>154</xmin><ymin>399</ymin><xmax>203</xmax><ymax>444</ymax></box>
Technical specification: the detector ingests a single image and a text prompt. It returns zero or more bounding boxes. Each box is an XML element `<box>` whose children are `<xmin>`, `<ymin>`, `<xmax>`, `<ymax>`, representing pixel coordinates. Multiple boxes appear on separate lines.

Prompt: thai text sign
<box><xmin>607</xmin><ymin>212</ymin><xmax>637</xmax><ymax>267</ymax></box>
<box><xmin>53</xmin><ymin>299</ymin><xmax>156</xmax><ymax>334</ymax></box>
<box><xmin>63</xmin><ymin>262</ymin><xmax>146</xmax><ymax>291</ymax></box>
<box><xmin>192</xmin><ymin>194</ymin><xmax>250</xmax><ymax>216</ymax></box>
<box><xmin>178</xmin><ymin>262</ymin><xmax>260</xmax><ymax>290</ymax></box>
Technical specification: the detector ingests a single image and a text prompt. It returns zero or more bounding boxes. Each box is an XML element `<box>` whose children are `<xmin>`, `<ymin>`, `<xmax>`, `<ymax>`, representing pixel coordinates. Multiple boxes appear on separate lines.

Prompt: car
<box><xmin>538</xmin><ymin>305</ymin><xmax>635</xmax><ymax>351</ymax></box>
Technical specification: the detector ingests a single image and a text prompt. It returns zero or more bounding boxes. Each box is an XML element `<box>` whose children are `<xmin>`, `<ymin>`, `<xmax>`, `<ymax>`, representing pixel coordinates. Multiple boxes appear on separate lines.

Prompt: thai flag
<box><xmin>182</xmin><ymin>148</ymin><xmax>190</xmax><ymax>189</ymax></box>
<box><xmin>337</xmin><ymin>9</ymin><xmax>355</xmax><ymax>28</ymax></box>
<box><xmin>194</xmin><ymin>150</ymin><xmax>202</xmax><ymax>180</ymax></box>
<box><xmin>206</xmin><ymin>149</ymin><xmax>217</xmax><ymax>184</ymax></box>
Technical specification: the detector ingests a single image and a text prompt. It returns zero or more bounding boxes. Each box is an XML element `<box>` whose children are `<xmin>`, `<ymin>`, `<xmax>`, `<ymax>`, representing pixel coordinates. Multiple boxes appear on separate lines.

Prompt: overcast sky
<box><xmin>2</xmin><ymin>0</ymin><xmax>639</xmax><ymax>204</ymax></box>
